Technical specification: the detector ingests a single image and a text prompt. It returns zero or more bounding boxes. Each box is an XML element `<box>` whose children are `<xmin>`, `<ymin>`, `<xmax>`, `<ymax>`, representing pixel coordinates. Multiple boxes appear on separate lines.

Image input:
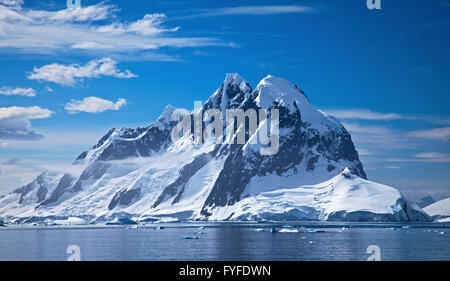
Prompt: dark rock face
<box><xmin>76</xmin><ymin>128</ymin><xmax>116</xmax><ymax>161</ymax></box>
<box><xmin>416</xmin><ymin>196</ymin><xmax>436</xmax><ymax>208</ymax></box>
<box><xmin>13</xmin><ymin>173</ymin><xmax>47</xmax><ymax>204</ymax></box>
<box><xmin>97</xmin><ymin>126</ymin><xmax>172</xmax><ymax>161</ymax></box>
<box><xmin>38</xmin><ymin>174</ymin><xmax>75</xmax><ymax>207</ymax></box>
<box><xmin>108</xmin><ymin>188</ymin><xmax>141</xmax><ymax>210</ymax></box>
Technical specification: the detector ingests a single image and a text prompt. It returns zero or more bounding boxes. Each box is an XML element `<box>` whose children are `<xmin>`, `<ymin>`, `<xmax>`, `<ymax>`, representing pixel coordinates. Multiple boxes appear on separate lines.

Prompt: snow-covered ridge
<box><xmin>208</xmin><ymin>168</ymin><xmax>430</xmax><ymax>222</ymax></box>
<box><xmin>0</xmin><ymin>73</ymin><xmax>432</xmax><ymax>222</ymax></box>
<box><xmin>424</xmin><ymin>198</ymin><xmax>450</xmax><ymax>219</ymax></box>
<box><xmin>253</xmin><ymin>75</ymin><xmax>343</xmax><ymax>133</ymax></box>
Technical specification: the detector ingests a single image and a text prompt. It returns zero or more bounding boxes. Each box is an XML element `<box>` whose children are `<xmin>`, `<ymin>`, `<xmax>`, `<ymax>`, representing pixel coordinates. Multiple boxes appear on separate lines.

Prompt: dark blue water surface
<box><xmin>0</xmin><ymin>222</ymin><xmax>449</xmax><ymax>261</ymax></box>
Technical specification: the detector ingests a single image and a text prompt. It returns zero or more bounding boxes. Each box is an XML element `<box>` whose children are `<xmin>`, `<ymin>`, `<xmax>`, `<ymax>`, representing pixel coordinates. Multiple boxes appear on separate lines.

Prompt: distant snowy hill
<box><xmin>415</xmin><ymin>196</ymin><xmax>436</xmax><ymax>208</ymax></box>
<box><xmin>424</xmin><ymin>198</ymin><xmax>450</xmax><ymax>219</ymax></box>
<box><xmin>0</xmin><ymin>74</ymin><xmax>431</xmax><ymax>222</ymax></box>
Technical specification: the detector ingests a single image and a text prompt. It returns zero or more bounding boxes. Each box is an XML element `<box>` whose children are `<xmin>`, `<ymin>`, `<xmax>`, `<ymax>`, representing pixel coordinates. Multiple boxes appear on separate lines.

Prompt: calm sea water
<box><xmin>0</xmin><ymin>222</ymin><xmax>449</xmax><ymax>261</ymax></box>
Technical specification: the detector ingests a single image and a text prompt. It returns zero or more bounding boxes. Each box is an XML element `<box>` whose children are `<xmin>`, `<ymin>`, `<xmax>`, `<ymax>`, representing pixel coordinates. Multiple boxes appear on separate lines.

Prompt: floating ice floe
<box><xmin>307</xmin><ymin>229</ymin><xmax>325</xmax><ymax>233</ymax></box>
<box><xmin>279</xmin><ymin>228</ymin><xmax>299</xmax><ymax>233</ymax></box>
<box><xmin>437</xmin><ymin>217</ymin><xmax>450</xmax><ymax>223</ymax></box>
<box><xmin>182</xmin><ymin>236</ymin><xmax>198</xmax><ymax>239</ymax></box>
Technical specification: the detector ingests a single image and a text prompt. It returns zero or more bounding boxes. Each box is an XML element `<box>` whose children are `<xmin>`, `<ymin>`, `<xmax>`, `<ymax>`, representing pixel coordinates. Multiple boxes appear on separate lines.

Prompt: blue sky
<box><xmin>0</xmin><ymin>0</ymin><xmax>449</xmax><ymax>201</ymax></box>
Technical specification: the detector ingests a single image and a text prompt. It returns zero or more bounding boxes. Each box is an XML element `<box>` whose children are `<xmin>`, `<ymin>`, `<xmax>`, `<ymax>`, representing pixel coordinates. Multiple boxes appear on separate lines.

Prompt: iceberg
<box><xmin>106</xmin><ymin>217</ymin><xmax>137</xmax><ymax>225</ymax></box>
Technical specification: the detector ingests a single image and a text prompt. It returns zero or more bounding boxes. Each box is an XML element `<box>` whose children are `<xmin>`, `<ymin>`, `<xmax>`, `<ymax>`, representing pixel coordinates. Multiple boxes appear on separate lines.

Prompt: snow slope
<box><xmin>424</xmin><ymin>198</ymin><xmax>450</xmax><ymax>218</ymax></box>
<box><xmin>209</xmin><ymin>168</ymin><xmax>429</xmax><ymax>222</ymax></box>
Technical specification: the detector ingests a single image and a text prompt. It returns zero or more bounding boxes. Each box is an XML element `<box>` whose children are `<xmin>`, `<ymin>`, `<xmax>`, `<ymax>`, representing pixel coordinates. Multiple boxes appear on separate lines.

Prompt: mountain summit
<box><xmin>0</xmin><ymin>74</ymin><xmax>431</xmax><ymax>222</ymax></box>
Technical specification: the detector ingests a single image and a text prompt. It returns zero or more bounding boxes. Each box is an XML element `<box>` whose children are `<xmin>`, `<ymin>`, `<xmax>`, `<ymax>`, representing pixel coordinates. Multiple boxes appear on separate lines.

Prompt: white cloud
<box><xmin>97</xmin><ymin>13</ymin><xmax>180</xmax><ymax>36</ymax></box>
<box><xmin>28</xmin><ymin>57</ymin><xmax>137</xmax><ymax>86</ymax></box>
<box><xmin>0</xmin><ymin>86</ymin><xmax>36</xmax><ymax>97</ymax></box>
<box><xmin>0</xmin><ymin>3</ymin><xmax>226</xmax><ymax>57</ymax></box>
<box><xmin>25</xmin><ymin>3</ymin><xmax>116</xmax><ymax>22</ymax></box>
<box><xmin>0</xmin><ymin>0</ymin><xmax>22</xmax><ymax>6</ymax></box>
<box><xmin>0</xmin><ymin>106</ymin><xmax>53</xmax><ymax>140</ymax></box>
<box><xmin>326</xmin><ymin>109</ymin><xmax>403</xmax><ymax>121</ymax></box>
<box><xmin>65</xmin><ymin>96</ymin><xmax>127</xmax><ymax>114</ymax></box>
<box><xmin>0</xmin><ymin>105</ymin><xmax>52</xmax><ymax>120</ymax></box>
<box><xmin>405</xmin><ymin>127</ymin><xmax>450</xmax><ymax>141</ymax></box>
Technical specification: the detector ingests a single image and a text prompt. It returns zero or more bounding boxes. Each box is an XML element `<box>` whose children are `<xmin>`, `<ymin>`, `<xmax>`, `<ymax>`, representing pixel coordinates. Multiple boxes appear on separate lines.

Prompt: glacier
<box><xmin>424</xmin><ymin>198</ymin><xmax>450</xmax><ymax>220</ymax></box>
<box><xmin>0</xmin><ymin>74</ymin><xmax>432</xmax><ymax>222</ymax></box>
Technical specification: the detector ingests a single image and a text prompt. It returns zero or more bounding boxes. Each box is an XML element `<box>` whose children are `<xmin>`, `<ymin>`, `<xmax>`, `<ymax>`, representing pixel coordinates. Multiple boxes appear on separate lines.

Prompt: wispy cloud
<box><xmin>342</xmin><ymin>122</ymin><xmax>416</xmax><ymax>149</ymax></box>
<box><xmin>25</xmin><ymin>2</ymin><xmax>116</xmax><ymax>22</ymax></box>
<box><xmin>0</xmin><ymin>106</ymin><xmax>53</xmax><ymax>140</ymax></box>
<box><xmin>0</xmin><ymin>3</ymin><xmax>227</xmax><ymax>58</ymax></box>
<box><xmin>387</xmin><ymin>152</ymin><xmax>450</xmax><ymax>163</ymax></box>
<box><xmin>65</xmin><ymin>96</ymin><xmax>127</xmax><ymax>114</ymax></box>
<box><xmin>385</xmin><ymin>165</ymin><xmax>401</xmax><ymax>169</ymax></box>
<box><xmin>405</xmin><ymin>127</ymin><xmax>450</xmax><ymax>141</ymax></box>
<box><xmin>326</xmin><ymin>109</ymin><xmax>404</xmax><ymax>121</ymax></box>
<box><xmin>0</xmin><ymin>86</ymin><xmax>36</xmax><ymax>97</ymax></box>
<box><xmin>28</xmin><ymin>57</ymin><xmax>137</xmax><ymax>86</ymax></box>
<box><xmin>179</xmin><ymin>5</ymin><xmax>314</xmax><ymax>19</ymax></box>
<box><xmin>342</xmin><ymin>122</ymin><xmax>391</xmax><ymax>135</ymax></box>
<box><xmin>325</xmin><ymin>108</ymin><xmax>450</xmax><ymax>125</ymax></box>
<box><xmin>97</xmin><ymin>13</ymin><xmax>180</xmax><ymax>36</ymax></box>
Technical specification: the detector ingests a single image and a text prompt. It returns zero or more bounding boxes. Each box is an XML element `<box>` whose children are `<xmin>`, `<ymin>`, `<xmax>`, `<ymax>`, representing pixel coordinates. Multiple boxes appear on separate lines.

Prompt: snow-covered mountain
<box><xmin>0</xmin><ymin>74</ymin><xmax>431</xmax><ymax>222</ymax></box>
<box><xmin>424</xmin><ymin>198</ymin><xmax>450</xmax><ymax>220</ymax></box>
